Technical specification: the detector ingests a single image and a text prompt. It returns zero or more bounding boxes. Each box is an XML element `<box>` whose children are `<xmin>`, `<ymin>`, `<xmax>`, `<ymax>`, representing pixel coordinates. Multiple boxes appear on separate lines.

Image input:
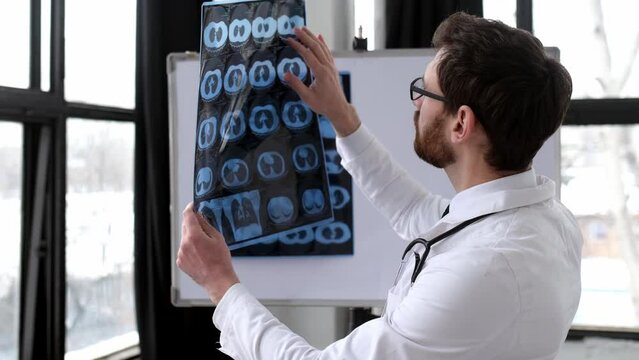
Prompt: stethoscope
<box><xmin>396</xmin><ymin>212</ymin><xmax>495</xmax><ymax>286</ymax></box>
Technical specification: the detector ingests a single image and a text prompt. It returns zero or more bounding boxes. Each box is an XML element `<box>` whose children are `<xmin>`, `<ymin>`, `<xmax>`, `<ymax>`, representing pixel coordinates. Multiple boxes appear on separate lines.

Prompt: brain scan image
<box><xmin>329</xmin><ymin>185</ymin><xmax>350</xmax><ymax>210</ymax></box>
<box><xmin>249</xmin><ymin>50</ymin><xmax>276</xmax><ymax>90</ymax></box>
<box><xmin>318</xmin><ymin>115</ymin><xmax>336</xmax><ymax>139</ymax></box>
<box><xmin>279</xmin><ymin>226</ymin><xmax>314</xmax><ymax>245</ymax></box>
<box><xmin>315</xmin><ymin>222</ymin><xmax>351</xmax><ymax>244</ymax></box>
<box><xmin>282</xmin><ymin>99</ymin><xmax>312</xmax><ymax>130</ymax></box>
<box><xmin>228</xmin><ymin>4</ymin><xmax>251</xmax><ymax>48</ymax></box>
<box><xmin>221</xmin><ymin>158</ymin><xmax>250</xmax><ymax>189</ymax></box>
<box><xmin>257</xmin><ymin>151</ymin><xmax>287</xmax><ymax>180</ymax></box>
<box><xmin>325</xmin><ymin>149</ymin><xmax>343</xmax><ymax>174</ymax></box>
<box><xmin>200</xmin><ymin>67</ymin><xmax>223</xmax><ymax>102</ymax></box>
<box><xmin>277</xmin><ymin>14</ymin><xmax>304</xmax><ymax>38</ymax></box>
<box><xmin>292</xmin><ymin>144</ymin><xmax>319</xmax><ymax>172</ymax></box>
<box><xmin>277</xmin><ymin>47</ymin><xmax>308</xmax><ymax>84</ymax></box>
<box><xmin>220</xmin><ymin>109</ymin><xmax>246</xmax><ymax>142</ymax></box>
<box><xmin>224</xmin><ymin>53</ymin><xmax>248</xmax><ymax>95</ymax></box>
<box><xmin>195</xmin><ymin>167</ymin><xmax>214</xmax><ymax>197</ymax></box>
<box><xmin>203</xmin><ymin>7</ymin><xmax>228</xmax><ymax>52</ymax></box>
<box><xmin>249</xmin><ymin>100</ymin><xmax>279</xmax><ymax>137</ymax></box>
<box><xmin>252</xmin><ymin>2</ymin><xmax>277</xmax><ymax>45</ymax></box>
<box><xmin>223</xmin><ymin>191</ymin><xmax>262</xmax><ymax>241</ymax></box>
<box><xmin>301</xmin><ymin>188</ymin><xmax>325</xmax><ymax>215</ymax></box>
<box><xmin>197</xmin><ymin>115</ymin><xmax>217</xmax><ymax>150</ymax></box>
<box><xmin>267</xmin><ymin>196</ymin><xmax>295</xmax><ymax>225</ymax></box>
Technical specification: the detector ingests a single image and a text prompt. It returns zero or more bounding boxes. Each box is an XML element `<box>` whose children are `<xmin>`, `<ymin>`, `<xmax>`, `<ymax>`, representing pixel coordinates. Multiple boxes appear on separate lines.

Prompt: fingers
<box><xmin>196</xmin><ymin>212</ymin><xmax>222</xmax><ymax>239</ymax></box>
<box><xmin>296</xmin><ymin>27</ymin><xmax>328</xmax><ymax>64</ymax></box>
<box><xmin>182</xmin><ymin>202</ymin><xmax>205</xmax><ymax>238</ymax></box>
<box><xmin>285</xmin><ymin>72</ymin><xmax>312</xmax><ymax>103</ymax></box>
<box><xmin>317</xmin><ymin>34</ymin><xmax>334</xmax><ymax>65</ymax></box>
<box><xmin>287</xmin><ymin>37</ymin><xmax>321</xmax><ymax>73</ymax></box>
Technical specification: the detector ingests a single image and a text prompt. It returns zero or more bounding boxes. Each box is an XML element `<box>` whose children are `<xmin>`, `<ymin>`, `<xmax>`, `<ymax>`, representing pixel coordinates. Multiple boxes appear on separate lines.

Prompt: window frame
<box><xmin>0</xmin><ymin>0</ymin><xmax>136</xmax><ymax>358</ymax></box>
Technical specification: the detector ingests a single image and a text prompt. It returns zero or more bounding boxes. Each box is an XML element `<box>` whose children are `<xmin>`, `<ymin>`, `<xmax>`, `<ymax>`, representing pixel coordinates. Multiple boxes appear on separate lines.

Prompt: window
<box><xmin>0</xmin><ymin>123</ymin><xmax>23</xmax><ymax>359</ymax></box>
<box><xmin>0</xmin><ymin>0</ymin><xmax>137</xmax><ymax>358</ymax></box>
<box><xmin>65</xmin><ymin>119</ymin><xmax>136</xmax><ymax>355</ymax></box>
<box><xmin>483</xmin><ymin>0</ymin><xmax>517</xmax><ymax>27</ymax></box>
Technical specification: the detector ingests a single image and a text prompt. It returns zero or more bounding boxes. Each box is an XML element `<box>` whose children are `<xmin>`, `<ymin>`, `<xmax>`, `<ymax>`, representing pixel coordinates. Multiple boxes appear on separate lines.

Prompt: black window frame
<box><xmin>0</xmin><ymin>0</ymin><xmax>136</xmax><ymax>359</ymax></box>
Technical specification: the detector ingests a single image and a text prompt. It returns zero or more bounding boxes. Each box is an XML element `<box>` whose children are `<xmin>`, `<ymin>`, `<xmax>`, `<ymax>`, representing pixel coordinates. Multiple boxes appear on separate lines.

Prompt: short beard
<box><xmin>413</xmin><ymin>110</ymin><xmax>456</xmax><ymax>168</ymax></box>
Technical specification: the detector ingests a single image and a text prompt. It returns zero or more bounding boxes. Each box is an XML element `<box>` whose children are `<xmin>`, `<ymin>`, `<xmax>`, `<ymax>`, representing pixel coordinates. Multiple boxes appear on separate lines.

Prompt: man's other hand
<box><xmin>285</xmin><ymin>27</ymin><xmax>361</xmax><ymax>137</ymax></box>
<box><xmin>177</xmin><ymin>202</ymin><xmax>239</xmax><ymax>305</ymax></box>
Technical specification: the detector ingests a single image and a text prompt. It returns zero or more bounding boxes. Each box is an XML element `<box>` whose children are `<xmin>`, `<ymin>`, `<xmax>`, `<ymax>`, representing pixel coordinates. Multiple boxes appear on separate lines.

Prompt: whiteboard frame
<box><xmin>168</xmin><ymin>48</ymin><xmax>561</xmax><ymax>307</ymax></box>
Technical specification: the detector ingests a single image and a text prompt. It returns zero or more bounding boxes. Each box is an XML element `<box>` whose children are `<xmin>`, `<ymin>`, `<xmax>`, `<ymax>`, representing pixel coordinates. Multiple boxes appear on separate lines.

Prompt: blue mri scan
<box><xmin>301</xmin><ymin>188</ymin><xmax>325</xmax><ymax>215</ymax></box>
<box><xmin>249</xmin><ymin>104</ymin><xmax>279</xmax><ymax>136</ymax></box>
<box><xmin>278</xmin><ymin>225</ymin><xmax>314</xmax><ymax>245</ymax></box>
<box><xmin>329</xmin><ymin>185</ymin><xmax>350</xmax><ymax>210</ymax></box>
<box><xmin>252</xmin><ymin>2</ymin><xmax>277</xmax><ymax>45</ymax></box>
<box><xmin>315</xmin><ymin>222</ymin><xmax>351</xmax><ymax>244</ymax></box>
<box><xmin>220</xmin><ymin>110</ymin><xmax>246</xmax><ymax>142</ymax></box>
<box><xmin>249</xmin><ymin>59</ymin><xmax>276</xmax><ymax>89</ymax></box>
<box><xmin>282</xmin><ymin>100</ymin><xmax>312</xmax><ymax>130</ymax></box>
<box><xmin>325</xmin><ymin>150</ymin><xmax>343</xmax><ymax>175</ymax></box>
<box><xmin>198</xmin><ymin>200</ymin><xmax>224</xmax><ymax>234</ymax></box>
<box><xmin>267</xmin><ymin>196</ymin><xmax>295</xmax><ymax>225</ymax></box>
<box><xmin>197</xmin><ymin>116</ymin><xmax>217</xmax><ymax>150</ymax></box>
<box><xmin>257</xmin><ymin>151</ymin><xmax>286</xmax><ymax>180</ymax></box>
<box><xmin>318</xmin><ymin>115</ymin><xmax>336</xmax><ymax>139</ymax></box>
<box><xmin>203</xmin><ymin>20</ymin><xmax>228</xmax><ymax>51</ymax></box>
<box><xmin>277</xmin><ymin>14</ymin><xmax>305</xmax><ymax>38</ymax></box>
<box><xmin>223</xmin><ymin>191</ymin><xmax>262</xmax><ymax>241</ymax></box>
<box><xmin>229</xmin><ymin>4</ymin><xmax>251</xmax><ymax>48</ymax></box>
<box><xmin>221</xmin><ymin>158</ymin><xmax>250</xmax><ymax>189</ymax></box>
<box><xmin>200</xmin><ymin>69</ymin><xmax>223</xmax><ymax>101</ymax></box>
<box><xmin>292</xmin><ymin>144</ymin><xmax>319</xmax><ymax>172</ymax></box>
<box><xmin>224</xmin><ymin>63</ymin><xmax>248</xmax><ymax>95</ymax></box>
<box><xmin>277</xmin><ymin>57</ymin><xmax>307</xmax><ymax>84</ymax></box>
<box><xmin>195</xmin><ymin>167</ymin><xmax>214</xmax><ymax>197</ymax></box>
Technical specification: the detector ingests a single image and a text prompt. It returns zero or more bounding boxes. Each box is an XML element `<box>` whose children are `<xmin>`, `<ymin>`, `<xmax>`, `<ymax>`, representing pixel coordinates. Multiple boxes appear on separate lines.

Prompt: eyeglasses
<box><xmin>410</xmin><ymin>77</ymin><xmax>447</xmax><ymax>103</ymax></box>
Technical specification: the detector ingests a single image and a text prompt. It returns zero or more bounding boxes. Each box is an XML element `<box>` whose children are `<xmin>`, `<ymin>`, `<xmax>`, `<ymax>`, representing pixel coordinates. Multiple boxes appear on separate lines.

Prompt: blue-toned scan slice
<box><xmin>203</xmin><ymin>20</ymin><xmax>228</xmax><ymax>51</ymax></box>
<box><xmin>278</xmin><ymin>225</ymin><xmax>314</xmax><ymax>245</ymax></box>
<box><xmin>220</xmin><ymin>111</ymin><xmax>246</xmax><ymax>142</ymax></box>
<box><xmin>329</xmin><ymin>185</ymin><xmax>350</xmax><ymax>210</ymax></box>
<box><xmin>249</xmin><ymin>60</ymin><xmax>276</xmax><ymax>89</ymax></box>
<box><xmin>315</xmin><ymin>222</ymin><xmax>351</xmax><ymax>244</ymax></box>
<box><xmin>277</xmin><ymin>15</ymin><xmax>304</xmax><ymax>37</ymax></box>
<box><xmin>228</xmin><ymin>4</ymin><xmax>251</xmax><ymax>47</ymax></box>
<box><xmin>325</xmin><ymin>149</ymin><xmax>343</xmax><ymax>175</ymax></box>
<box><xmin>249</xmin><ymin>104</ymin><xmax>279</xmax><ymax>136</ymax></box>
<box><xmin>256</xmin><ymin>151</ymin><xmax>287</xmax><ymax>180</ymax></box>
<box><xmin>252</xmin><ymin>2</ymin><xmax>276</xmax><ymax>44</ymax></box>
<box><xmin>221</xmin><ymin>158</ymin><xmax>250</xmax><ymax>189</ymax></box>
<box><xmin>224</xmin><ymin>63</ymin><xmax>248</xmax><ymax>95</ymax></box>
<box><xmin>222</xmin><ymin>190</ymin><xmax>262</xmax><ymax>242</ymax></box>
<box><xmin>301</xmin><ymin>189</ymin><xmax>325</xmax><ymax>215</ymax></box>
<box><xmin>277</xmin><ymin>57</ymin><xmax>307</xmax><ymax>84</ymax></box>
<box><xmin>267</xmin><ymin>196</ymin><xmax>295</xmax><ymax>225</ymax></box>
<box><xmin>292</xmin><ymin>144</ymin><xmax>319</xmax><ymax>172</ymax></box>
<box><xmin>195</xmin><ymin>166</ymin><xmax>214</xmax><ymax>197</ymax></box>
<box><xmin>197</xmin><ymin>116</ymin><xmax>217</xmax><ymax>150</ymax></box>
<box><xmin>200</xmin><ymin>69</ymin><xmax>223</xmax><ymax>101</ymax></box>
<box><xmin>282</xmin><ymin>100</ymin><xmax>312</xmax><ymax>130</ymax></box>
<box><xmin>318</xmin><ymin>115</ymin><xmax>336</xmax><ymax>139</ymax></box>
<box><xmin>198</xmin><ymin>200</ymin><xmax>224</xmax><ymax>234</ymax></box>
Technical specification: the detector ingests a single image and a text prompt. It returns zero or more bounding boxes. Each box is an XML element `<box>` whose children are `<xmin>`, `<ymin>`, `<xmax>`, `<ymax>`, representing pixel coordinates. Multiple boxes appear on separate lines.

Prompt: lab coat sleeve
<box><xmin>213</xmin><ymin>251</ymin><xmax>519</xmax><ymax>360</ymax></box>
<box><xmin>335</xmin><ymin>124</ymin><xmax>449</xmax><ymax>240</ymax></box>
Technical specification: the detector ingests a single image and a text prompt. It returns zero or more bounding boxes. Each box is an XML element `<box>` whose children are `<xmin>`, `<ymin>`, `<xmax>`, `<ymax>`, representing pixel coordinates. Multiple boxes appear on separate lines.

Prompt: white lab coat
<box><xmin>212</xmin><ymin>125</ymin><xmax>583</xmax><ymax>360</ymax></box>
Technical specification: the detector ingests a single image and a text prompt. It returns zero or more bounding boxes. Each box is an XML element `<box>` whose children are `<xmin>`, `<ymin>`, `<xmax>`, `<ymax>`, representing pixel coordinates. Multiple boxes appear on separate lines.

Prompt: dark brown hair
<box><xmin>432</xmin><ymin>12</ymin><xmax>572</xmax><ymax>171</ymax></box>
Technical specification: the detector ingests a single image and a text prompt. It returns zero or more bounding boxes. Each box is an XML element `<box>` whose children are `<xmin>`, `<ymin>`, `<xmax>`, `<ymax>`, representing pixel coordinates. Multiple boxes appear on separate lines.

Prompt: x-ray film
<box><xmin>195</xmin><ymin>0</ymin><xmax>339</xmax><ymax>254</ymax></box>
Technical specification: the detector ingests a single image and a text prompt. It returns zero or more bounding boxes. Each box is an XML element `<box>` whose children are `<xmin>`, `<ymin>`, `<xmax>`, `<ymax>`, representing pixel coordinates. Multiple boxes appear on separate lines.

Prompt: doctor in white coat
<box><xmin>177</xmin><ymin>12</ymin><xmax>582</xmax><ymax>360</ymax></box>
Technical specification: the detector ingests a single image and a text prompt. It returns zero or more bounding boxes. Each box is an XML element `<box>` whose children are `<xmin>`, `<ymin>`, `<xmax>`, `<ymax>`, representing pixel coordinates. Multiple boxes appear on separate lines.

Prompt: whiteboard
<box><xmin>168</xmin><ymin>49</ymin><xmax>561</xmax><ymax>306</ymax></box>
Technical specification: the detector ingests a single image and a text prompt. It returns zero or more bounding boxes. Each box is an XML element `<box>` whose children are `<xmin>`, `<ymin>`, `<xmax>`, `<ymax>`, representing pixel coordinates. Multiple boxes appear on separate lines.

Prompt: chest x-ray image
<box><xmin>194</xmin><ymin>0</ymin><xmax>353</xmax><ymax>256</ymax></box>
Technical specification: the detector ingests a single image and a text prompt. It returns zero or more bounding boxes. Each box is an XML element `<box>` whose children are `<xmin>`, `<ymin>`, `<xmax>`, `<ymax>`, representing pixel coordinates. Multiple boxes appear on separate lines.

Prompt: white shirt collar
<box><xmin>442</xmin><ymin>168</ymin><xmax>556</xmax><ymax>224</ymax></box>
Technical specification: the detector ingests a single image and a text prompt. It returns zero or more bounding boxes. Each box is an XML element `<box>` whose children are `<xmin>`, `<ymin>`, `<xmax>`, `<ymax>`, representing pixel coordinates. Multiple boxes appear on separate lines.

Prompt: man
<box><xmin>177</xmin><ymin>12</ymin><xmax>582</xmax><ymax>359</ymax></box>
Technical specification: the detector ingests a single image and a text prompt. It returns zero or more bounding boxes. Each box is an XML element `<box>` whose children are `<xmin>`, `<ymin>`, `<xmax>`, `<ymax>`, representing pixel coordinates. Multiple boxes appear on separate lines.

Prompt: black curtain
<box><xmin>134</xmin><ymin>0</ymin><xmax>230</xmax><ymax>358</ymax></box>
<box><xmin>386</xmin><ymin>0</ymin><xmax>483</xmax><ymax>49</ymax></box>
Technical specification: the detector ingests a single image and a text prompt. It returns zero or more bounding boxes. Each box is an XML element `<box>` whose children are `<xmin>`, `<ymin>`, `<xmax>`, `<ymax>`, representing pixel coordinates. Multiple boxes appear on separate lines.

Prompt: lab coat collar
<box><xmin>441</xmin><ymin>168</ymin><xmax>555</xmax><ymax>224</ymax></box>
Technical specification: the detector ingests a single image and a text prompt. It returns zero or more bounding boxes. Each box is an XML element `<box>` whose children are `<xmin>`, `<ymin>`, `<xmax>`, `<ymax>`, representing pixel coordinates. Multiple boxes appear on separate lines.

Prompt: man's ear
<box><xmin>450</xmin><ymin>105</ymin><xmax>479</xmax><ymax>144</ymax></box>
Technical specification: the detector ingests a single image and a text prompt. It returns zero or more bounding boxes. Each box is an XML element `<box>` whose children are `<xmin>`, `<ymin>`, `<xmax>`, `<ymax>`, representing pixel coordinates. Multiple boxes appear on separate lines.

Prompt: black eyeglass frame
<box><xmin>410</xmin><ymin>77</ymin><xmax>448</xmax><ymax>103</ymax></box>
